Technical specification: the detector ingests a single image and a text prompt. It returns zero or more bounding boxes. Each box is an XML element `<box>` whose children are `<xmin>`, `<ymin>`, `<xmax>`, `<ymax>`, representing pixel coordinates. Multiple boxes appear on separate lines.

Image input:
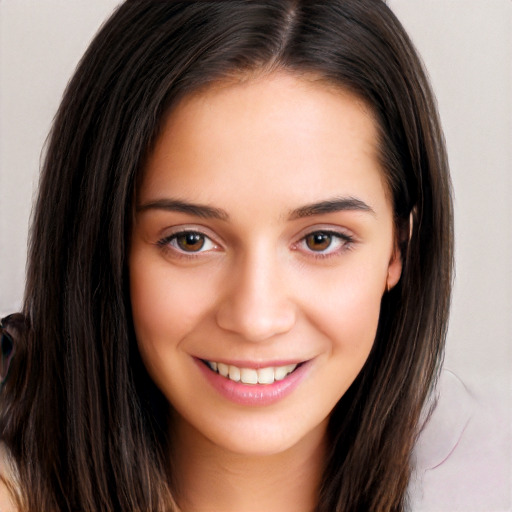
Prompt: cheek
<box><xmin>300</xmin><ymin>265</ymin><xmax>384</xmax><ymax>356</ymax></box>
<box><xmin>129</xmin><ymin>254</ymin><xmax>218</xmax><ymax>355</ymax></box>
<box><xmin>129</xmin><ymin>255</ymin><xmax>222</xmax><ymax>399</ymax></box>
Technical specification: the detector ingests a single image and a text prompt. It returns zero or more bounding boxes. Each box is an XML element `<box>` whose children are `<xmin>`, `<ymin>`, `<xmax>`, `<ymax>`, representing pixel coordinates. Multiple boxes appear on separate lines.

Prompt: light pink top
<box><xmin>409</xmin><ymin>370</ymin><xmax>511</xmax><ymax>511</ymax></box>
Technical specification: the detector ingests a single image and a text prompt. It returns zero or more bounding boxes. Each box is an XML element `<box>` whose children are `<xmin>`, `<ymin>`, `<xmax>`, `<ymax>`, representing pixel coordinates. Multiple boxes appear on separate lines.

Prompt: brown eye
<box><xmin>176</xmin><ymin>232</ymin><xmax>206</xmax><ymax>252</ymax></box>
<box><xmin>158</xmin><ymin>230</ymin><xmax>217</xmax><ymax>255</ymax></box>
<box><xmin>299</xmin><ymin>230</ymin><xmax>353</xmax><ymax>257</ymax></box>
<box><xmin>305</xmin><ymin>232</ymin><xmax>333</xmax><ymax>252</ymax></box>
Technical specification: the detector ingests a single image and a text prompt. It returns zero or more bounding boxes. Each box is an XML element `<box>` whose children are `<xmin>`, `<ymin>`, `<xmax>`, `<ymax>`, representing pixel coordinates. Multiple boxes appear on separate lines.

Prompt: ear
<box><xmin>386</xmin><ymin>242</ymin><xmax>402</xmax><ymax>292</ymax></box>
<box><xmin>386</xmin><ymin>210</ymin><xmax>413</xmax><ymax>292</ymax></box>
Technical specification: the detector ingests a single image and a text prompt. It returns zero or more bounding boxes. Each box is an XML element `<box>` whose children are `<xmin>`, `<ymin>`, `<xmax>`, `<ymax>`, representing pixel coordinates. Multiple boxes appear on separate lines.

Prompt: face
<box><xmin>129</xmin><ymin>73</ymin><xmax>402</xmax><ymax>457</ymax></box>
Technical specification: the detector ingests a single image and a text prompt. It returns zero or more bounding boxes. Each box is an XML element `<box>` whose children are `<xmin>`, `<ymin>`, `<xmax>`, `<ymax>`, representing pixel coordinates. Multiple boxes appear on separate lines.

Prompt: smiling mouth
<box><xmin>203</xmin><ymin>360</ymin><xmax>299</xmax><ymax>385</ymax></box>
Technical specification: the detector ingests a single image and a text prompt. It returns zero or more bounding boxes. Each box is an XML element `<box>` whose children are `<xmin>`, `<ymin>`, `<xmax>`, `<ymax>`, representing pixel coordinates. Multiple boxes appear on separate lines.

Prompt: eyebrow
<box><xmin>136</xmin><ymin>199</ymin><xmax>229</xmax><ymax>220</ymax></box>
<box><xmin>288</xmin><ymin>196</ymin><xmax>375</xmax><ymax>219</ymax></box>
<box><xmin>136</xmin><ymin>196</ymin><xmax>375</xmax><ymax>221</ymax></box>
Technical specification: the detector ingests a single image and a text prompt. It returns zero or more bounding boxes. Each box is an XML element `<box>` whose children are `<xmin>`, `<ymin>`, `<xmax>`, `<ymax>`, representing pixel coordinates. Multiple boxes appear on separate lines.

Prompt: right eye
<box><xmin>159</xmin><ymin>231</ymin><xmax>217</xmax><ymax>254</ymax></box>
<box><xmin>294</xmin><ymin>229</ymin><xmax>354</xmax><ymax>258</ymax></box>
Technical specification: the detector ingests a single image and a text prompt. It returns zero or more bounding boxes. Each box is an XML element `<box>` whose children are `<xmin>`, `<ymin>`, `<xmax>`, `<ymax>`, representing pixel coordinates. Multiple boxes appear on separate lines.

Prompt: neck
<box><xmin>171</xmin><ymin>418</ymin><xmax>327</xmax><ymax>512</ymax></box>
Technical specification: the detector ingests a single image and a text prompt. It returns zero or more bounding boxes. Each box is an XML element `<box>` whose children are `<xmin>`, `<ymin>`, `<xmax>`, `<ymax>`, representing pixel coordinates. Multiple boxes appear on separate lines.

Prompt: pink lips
<box><xmin>195</xmin><ymin>358</ymin><xmax>310</xmax><ymax>406</ymax></box>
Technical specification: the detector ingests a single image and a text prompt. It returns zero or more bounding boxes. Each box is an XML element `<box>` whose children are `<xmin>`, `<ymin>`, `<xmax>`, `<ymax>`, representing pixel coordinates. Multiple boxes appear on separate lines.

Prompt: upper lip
<box><xmin>196</xmin><ymin>357</ymin><xmax>308</xmax><ymax>369</ymax></box>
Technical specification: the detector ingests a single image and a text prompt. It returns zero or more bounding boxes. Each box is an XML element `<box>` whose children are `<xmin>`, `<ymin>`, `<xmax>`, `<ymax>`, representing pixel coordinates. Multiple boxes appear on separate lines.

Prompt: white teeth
<box><xmin>274</xmin><ymin>365</ymin><xmax>289</xmax><ymax>381</ymax></box>
<box><xmin>240</xmin><ymin>368</ymin><xmax>258</xmax><ymax>384</ymax></box>
<box><xmin>257</xmin><ymin>367</ymin><xmax>274</xmax><ymax>384</ymax></box>
<box><xmin>206</xmin><ymin>361</ymin><xmax>298</xmax><ymax>385</ymax></box>
<box><xmin>217</xmin><ymin>362</ymin><xmax>229</xmax><ymax>377</ymax></box>
<box><xmin>228</xmin><ymin>365</ymin><xmax>241</xmax><ymax>382</ymax></box>
<box><xmin>286</xmin><ymin>363</ymin><xmax>297</xmax><ymax>374</ymax></box>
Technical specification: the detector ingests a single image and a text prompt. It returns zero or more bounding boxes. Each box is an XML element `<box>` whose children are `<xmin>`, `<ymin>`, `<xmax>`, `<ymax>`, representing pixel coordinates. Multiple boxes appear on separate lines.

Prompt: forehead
<box><xmin>139</xmin><ymin>72</ymin><xmax>389</xmax><ymax>214</ymax></box>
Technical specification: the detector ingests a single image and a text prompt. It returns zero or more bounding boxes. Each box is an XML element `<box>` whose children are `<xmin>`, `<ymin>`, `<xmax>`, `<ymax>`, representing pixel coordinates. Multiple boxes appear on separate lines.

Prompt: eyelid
<box><xmin>156</xmin><ymin>225</ymin><xmax>224</xmax><ymax>256</ymax></box>
<box><xmin>155</xmin><ymin>224</ymin><xmax>355</xmax><ymax>259</ymax></box>
<box><xmin>292</xmin><ymin>224</ymin><xmax>356</xmax><ymax>243</ymax></box>
<box><xmin>291</xmin><ymin>225</ymin><xmax>356</xmax><ymax>257</ymax></box>
<box><xmin>158</xmin><ymin>224</ymin><xmax>223</xmax><ymax>242</ymax></box>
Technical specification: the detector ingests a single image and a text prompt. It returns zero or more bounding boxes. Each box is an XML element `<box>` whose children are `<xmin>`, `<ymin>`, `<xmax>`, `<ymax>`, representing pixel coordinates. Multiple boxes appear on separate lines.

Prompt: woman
<box><xmin>0</xmin><ymin>1</ymin><xmax>453</xmax><ymax>511</ymax></box>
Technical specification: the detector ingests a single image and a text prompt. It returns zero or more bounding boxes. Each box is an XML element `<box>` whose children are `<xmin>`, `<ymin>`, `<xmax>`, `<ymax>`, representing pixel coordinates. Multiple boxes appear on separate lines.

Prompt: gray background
<box><xmin>1</xmin><ymin>1</ymin><xmax>511</xmax><ymax>510</ymax></box>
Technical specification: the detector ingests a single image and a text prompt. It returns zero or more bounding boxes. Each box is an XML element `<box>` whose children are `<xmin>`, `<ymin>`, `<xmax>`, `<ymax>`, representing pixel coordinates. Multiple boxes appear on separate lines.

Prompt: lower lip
<box><xmin>195</xmin><ymin>359</ymin><xmax>311</xmax><ymax>406</ymax></box>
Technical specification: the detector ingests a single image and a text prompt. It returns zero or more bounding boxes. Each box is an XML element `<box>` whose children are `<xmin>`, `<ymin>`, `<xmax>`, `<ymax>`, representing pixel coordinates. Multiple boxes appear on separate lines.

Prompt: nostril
<box><xmin>216</xmin><ymin>306</ymin><xmax>296</xmax><ymax>342</ymax></box>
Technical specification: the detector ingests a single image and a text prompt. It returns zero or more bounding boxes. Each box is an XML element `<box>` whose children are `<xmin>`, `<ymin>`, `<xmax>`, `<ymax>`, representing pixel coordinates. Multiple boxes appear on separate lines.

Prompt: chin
<box><xmin>182</xmin><ymin>410</ymin><xmax>329</xmax><ymax>459</ymax></box>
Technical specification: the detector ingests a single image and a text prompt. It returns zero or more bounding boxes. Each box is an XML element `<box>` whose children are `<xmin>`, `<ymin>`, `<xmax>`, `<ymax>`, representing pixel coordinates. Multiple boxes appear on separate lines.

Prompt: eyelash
<box><xmin>156</xmin><ymin>229</ymin><xmax>354</xmax><ymax>260</ymax></box>
<box><xmin>294</xmin><ymin>230</ymin><xmax>355</xmax><ymax>259</ymax></box>
<box><xmin>156</xmin><ymin>230</ymin><xmax>219</xmax><ymax>260</ymax></box>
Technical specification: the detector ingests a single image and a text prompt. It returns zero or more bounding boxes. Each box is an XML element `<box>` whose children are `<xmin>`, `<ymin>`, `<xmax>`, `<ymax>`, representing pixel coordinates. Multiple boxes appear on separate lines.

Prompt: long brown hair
<box><xmin>0</xmin><ymin>1</ymin><xmax>453</xmax><ymax>510</ymax></box>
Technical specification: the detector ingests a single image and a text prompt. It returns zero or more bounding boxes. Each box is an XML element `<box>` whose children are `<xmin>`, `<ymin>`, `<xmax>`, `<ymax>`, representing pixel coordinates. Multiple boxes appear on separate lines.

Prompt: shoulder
<box><xmin>409</xmin><ymin>369</ymin><xmax>511</xmax><ymax>511</ymax></box>
<box><xmin>0</xmin><ymin>445</ymin><xmax>18</xmax><ymax>512</ymax></box>
<box><xmin>413</xmin><ymin>370</ymin><xmax>474</xmax><ymax>473</ymax></box>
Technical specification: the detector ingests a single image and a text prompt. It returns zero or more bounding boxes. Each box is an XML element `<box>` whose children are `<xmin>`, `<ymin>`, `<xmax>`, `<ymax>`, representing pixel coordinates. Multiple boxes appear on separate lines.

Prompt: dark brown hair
<box><xmin>0</xmin><ymin>1</ymin><xmax>453</xmax><ymax>511</ymax></box>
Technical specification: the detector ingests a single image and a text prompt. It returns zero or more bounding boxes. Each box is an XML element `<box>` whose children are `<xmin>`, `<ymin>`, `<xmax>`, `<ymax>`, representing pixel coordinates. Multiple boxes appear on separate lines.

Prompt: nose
<box><xmin>215</xmin><ymin>251</ymin><xmax>296</xmax><ymax>342</ymax></box>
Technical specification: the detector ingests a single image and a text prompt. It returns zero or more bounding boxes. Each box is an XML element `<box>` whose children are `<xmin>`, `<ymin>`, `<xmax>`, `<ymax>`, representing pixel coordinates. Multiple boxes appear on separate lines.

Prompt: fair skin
<box><xmin>129</xmin><ymin>72</ymin><xmax>402</xmax><ymax>512</ymax></box>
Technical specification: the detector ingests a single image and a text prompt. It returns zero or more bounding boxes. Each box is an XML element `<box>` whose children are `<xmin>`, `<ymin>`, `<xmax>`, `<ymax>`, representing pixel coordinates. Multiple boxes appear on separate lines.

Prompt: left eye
<box><xmin>165</xmin><ymin>231</ymin><xmax>216</xmax><ymax>253</ymax></box>
<box><xmin>299</xmin><ymin>231</ymin><xmax>351</xmax><ymax>255</ymax></box>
